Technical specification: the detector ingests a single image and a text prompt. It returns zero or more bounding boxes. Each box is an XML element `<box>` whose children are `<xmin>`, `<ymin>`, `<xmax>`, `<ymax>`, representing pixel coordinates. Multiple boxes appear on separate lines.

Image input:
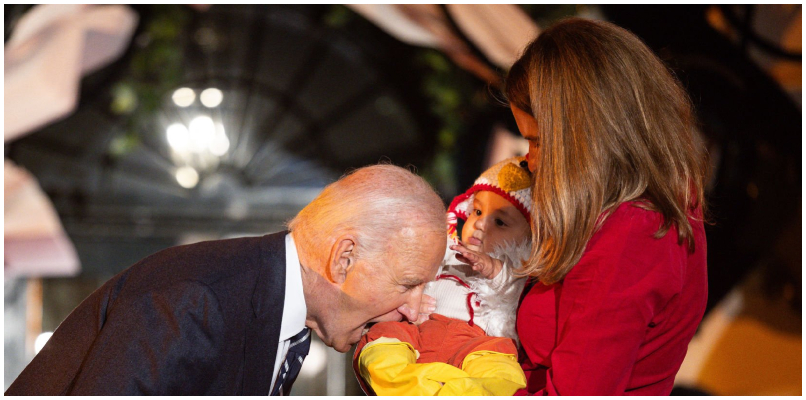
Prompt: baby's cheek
<box><xmin>461</xmin><ymin>221</ymin><xmax>473</xmax><ymax>241</ymax></box>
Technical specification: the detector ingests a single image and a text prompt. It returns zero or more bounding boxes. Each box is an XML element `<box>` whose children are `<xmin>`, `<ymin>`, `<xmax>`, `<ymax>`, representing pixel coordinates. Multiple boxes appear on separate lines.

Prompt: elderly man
<box><xmin>6</xmin><ymin>164</ymin><xmax>447</xmax><ymax>395</ymax></box>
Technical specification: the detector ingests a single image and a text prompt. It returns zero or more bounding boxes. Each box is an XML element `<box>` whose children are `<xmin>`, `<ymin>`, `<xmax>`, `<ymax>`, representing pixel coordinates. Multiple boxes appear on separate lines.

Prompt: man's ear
<box><xmin>327</xmin><ymin>235</ymin><xmax>356</xmax><ymax>285</ymax></box>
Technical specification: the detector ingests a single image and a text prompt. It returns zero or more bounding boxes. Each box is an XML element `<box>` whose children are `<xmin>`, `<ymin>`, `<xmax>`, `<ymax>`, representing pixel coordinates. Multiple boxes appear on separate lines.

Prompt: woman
<box><xmin>505</xmin><ymin>18</ymin><xmax>709</xmax><ymax>395</ymax></box>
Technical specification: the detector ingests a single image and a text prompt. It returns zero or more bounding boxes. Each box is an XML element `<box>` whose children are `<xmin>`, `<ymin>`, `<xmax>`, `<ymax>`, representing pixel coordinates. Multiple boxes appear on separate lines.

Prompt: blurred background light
<box><xmin>34</xmin><ymin>332</ymin><xmax>53</xmax><ymax>355</ymax></box>
<box><xmin>200</xmin><ymin>88</ymin><xmax>223</xmax><ymax>108</ymax></box>
<box><xmin>188</xmin><ymin>116</ymin><xmax>216</xmax><ymax>151</ymax></box>
<box><xmin>210</xmin><ymin>128</ymin><xmax>230</xmax><ymax>156</ymax></box>
<box><xmin>175</xmin><ymin>166</ymin><xmax>200</xmax><ymax>189</ymax></box>
<box><xmin>171</xmin><ymin>87</ymin><xmax>196</xmax><ymax>107</ymax></box>
<box><xmin>166</xmin><ymin>123</ymin><xmax>190</xmax><ymax>152</ymax></box>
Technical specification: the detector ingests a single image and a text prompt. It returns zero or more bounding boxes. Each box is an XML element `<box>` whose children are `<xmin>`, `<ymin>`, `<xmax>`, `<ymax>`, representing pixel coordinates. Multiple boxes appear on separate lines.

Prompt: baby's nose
<box><xmin>474</xmin><ymin>216</ymin><xmax>487</xmax><ymax>230</ymax></box>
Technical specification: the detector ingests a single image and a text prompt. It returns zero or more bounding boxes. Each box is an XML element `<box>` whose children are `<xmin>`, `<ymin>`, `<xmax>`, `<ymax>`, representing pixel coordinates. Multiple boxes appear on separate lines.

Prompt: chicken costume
<box><xmin>352</xmin><ymin>156</ymin><xmax>532</xmax><ymax>396</ymax></box>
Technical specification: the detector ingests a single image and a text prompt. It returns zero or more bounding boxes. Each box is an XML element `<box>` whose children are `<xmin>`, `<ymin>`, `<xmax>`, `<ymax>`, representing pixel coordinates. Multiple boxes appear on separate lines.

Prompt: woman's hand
<box><xmin>450</xmin><ymin>243</ymin><xmax>504</xmax><ymax>279</ymax></box>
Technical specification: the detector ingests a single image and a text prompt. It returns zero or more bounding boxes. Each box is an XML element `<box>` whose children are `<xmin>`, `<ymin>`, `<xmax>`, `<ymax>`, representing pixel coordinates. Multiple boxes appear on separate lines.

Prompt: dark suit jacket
<box><xmin>6</xmin><ymin>231</ymin><xmax>288</xmax><ymax>395</ymax></box>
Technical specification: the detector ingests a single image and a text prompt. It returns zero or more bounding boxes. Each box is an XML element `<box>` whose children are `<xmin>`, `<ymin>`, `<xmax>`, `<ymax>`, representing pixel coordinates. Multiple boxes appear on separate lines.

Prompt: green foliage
<box><xmin>419</xmin><ymin>5</ymin><xmax>580</xmax><ymax>198</ymax></box>
<box><xmin>110</xmin><ymin>82</ymin><xmax>138</xmax><ymax>115</ymax></box>
<box><xmin>519</xmin><ymin>4</ymin><xmax>580</xmax><ymax>27</ymax></box>
<box><xmin>417</xmin><ymin>49</ymin><xmax>489</xmax><ymax>197</ymax></box>
<box><xmin>323</xmin><ymin>4</ymin><xmax>354</xmax><ymax>28</ymax></box>
<box><xmin>108</xmin><ymin>133</ymin><xmax>141</xmax><ymax>157</ymax></box>
<box><xmin>108</xmin><ymin>5</ymin><xmax>192</xmax><ymax>156</ymax></box>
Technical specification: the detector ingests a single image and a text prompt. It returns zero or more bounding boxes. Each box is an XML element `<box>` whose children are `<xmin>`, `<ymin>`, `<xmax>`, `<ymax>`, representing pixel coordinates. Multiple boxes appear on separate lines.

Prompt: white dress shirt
<box><xmin>269</xmin><ymin>234</ymin><xmax>308</xmax><ymax>395</ymax></box>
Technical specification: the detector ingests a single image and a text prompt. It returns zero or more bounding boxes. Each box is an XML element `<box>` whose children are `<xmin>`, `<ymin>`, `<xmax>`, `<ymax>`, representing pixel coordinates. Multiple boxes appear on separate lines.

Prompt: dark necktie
<box><xmin>271</xmin><ymin>327</ymin><xmax>311</xmax><ymax>396</ymax></box>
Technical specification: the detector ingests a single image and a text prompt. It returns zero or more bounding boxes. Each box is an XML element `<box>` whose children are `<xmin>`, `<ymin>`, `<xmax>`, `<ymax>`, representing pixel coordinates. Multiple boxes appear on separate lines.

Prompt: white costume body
<box><xmin>424</xmin><ymin>240</ymin><xmax>528</xmax><ymax>343</ymax></box>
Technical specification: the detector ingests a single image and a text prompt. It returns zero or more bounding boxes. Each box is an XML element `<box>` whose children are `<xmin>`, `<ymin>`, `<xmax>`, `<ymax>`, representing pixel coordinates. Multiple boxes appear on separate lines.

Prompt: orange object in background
<box><xmin>675</xmin><ymin>267</ymin><xmax>802</xmax><ymax>396</ymax></box>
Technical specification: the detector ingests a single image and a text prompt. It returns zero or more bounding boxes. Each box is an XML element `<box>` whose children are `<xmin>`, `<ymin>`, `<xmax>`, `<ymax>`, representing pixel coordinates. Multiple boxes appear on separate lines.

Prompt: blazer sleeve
<box><xmin>518</xmin><ymin>208</ymin><xmax>680</xmax><ymax>395</ymax></box>
<box><xmin>68</xmin><ymin>280</ymin><xmax>226</xmax><ymax>395</ymax></box>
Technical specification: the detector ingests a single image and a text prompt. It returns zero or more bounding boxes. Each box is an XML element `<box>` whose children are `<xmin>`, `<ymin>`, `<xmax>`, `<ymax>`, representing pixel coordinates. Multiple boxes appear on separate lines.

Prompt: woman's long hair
<box><xmin>505</xmin><ymin>18</ymin><xmax>708</xmax><ymax>284</ymax></box>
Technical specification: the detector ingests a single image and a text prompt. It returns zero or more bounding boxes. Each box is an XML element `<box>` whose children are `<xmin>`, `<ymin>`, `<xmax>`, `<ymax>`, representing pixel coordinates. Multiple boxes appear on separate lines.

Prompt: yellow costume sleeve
<box><xmin>358</xmin><ymin>338</ymin><xmax>467</xmax><ymax>396</ymax></box>
<box><xmin>358</xmin><ymin>340</ymin><xmax>526</xmax><ymax>396</ymax></box>
<box><xmin>438</xmin><ymin>351</ymin><xmax>527</xmax><ymax>396</ymax></box>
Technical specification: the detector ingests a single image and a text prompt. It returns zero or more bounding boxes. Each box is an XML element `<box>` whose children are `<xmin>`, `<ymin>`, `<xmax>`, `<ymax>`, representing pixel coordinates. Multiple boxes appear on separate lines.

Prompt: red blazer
<box><xmin>516</xmin><ymin>202</ymin><xmax>707</xmax><ymax>395</ymax></box>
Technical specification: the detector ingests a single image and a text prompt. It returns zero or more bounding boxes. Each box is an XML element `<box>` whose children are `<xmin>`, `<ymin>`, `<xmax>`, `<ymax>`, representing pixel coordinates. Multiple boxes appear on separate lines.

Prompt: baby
<box><xmin>352</xmin><ymin>156</ymin><xmax>532</xmax><ymax>396</ymax></box>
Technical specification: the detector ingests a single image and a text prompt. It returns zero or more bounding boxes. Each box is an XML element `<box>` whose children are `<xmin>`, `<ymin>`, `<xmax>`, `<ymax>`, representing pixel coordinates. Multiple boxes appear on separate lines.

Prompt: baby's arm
<box><xmin>450</xmin><ymin>242</ymin><xmax>504</xmax><ymax>279</ymax></box>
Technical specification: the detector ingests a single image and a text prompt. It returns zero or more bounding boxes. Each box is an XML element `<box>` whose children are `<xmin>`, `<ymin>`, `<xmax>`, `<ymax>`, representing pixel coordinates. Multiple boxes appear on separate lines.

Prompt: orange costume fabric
<box><xmin>352</xmin><ymin>314</ymin><xmax>518</xmax><ymax>395</ymax></box>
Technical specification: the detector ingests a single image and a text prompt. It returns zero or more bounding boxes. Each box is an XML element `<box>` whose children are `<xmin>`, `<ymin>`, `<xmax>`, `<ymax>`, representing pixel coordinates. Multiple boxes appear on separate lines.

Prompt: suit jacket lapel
<box><xmin>242</xmin><ymin>230</ymin><xmax>287</xmax><ymax>395</ymax></box>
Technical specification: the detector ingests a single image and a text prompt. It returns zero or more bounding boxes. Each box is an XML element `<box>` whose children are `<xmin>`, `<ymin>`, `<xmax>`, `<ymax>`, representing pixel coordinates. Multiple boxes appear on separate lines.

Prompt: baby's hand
<box><xmin>450</xmin><ymin>243</ymin><xmax>504</xmax><ymax>279</ymax></box>
<box><xmin>415</xmin><ymin>294</ymin><xmax>436</xmax><ymax>325</ymax></box>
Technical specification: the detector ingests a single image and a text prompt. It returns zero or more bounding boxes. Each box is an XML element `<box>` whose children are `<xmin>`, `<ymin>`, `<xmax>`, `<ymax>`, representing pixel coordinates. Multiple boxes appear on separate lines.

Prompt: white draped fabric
<box><xmin>5</xmin><ymin>4</ymin><xmax>138</xmax><ymax>139</ymax></box>
<box><xmin>4</xmin><ymin>161</ymin><xmax>79</xmax><ymax>278</ymax></box>
<box><xmin>348</xmin><ymin>4</ymin><xmax>539</xmax><ymax>83</ymax></box>
<box><xmin>446</xmin><ymin>4</ymin><xmax>539</xmax><ymax>68</ymax></box>
<box><xmin>4</xmin><ymin>5</ymin><xmax>138</xmax><ymax>277</ymax></box>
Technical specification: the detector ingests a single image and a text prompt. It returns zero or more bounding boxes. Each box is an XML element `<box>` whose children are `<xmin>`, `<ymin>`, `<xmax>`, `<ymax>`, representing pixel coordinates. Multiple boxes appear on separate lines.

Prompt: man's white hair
<box><xmin>288</xmin><ymin>164</ymin><xmax>445</xmax><ymax>267</ymax></box>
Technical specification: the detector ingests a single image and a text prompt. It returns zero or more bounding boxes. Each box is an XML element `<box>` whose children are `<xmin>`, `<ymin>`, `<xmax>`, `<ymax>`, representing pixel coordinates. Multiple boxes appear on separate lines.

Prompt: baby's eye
<box><xmin>474</xmin><ymin>209</ymin><xmax>482</xmax><ymax>216</ymax></box>
<box><xmin>495</xmin><ymin>218</ymin><xmax>507</xmax><ymax>227</ymax></box>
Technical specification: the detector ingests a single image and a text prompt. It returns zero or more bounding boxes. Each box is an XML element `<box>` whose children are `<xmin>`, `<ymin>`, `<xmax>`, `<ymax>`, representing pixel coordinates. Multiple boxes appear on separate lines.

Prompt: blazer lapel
<box><xmin>242</xmin><ymin>230</ymin><xmax>287</xmax><ymax>395</ymax></box>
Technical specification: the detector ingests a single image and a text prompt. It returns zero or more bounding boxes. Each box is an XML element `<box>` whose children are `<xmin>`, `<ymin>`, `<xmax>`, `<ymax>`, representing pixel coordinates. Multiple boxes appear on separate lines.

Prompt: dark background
<box><xmin>4</xmin><ymin>4</ymin><xmax>801</xmax><ymax>395</ymax></box>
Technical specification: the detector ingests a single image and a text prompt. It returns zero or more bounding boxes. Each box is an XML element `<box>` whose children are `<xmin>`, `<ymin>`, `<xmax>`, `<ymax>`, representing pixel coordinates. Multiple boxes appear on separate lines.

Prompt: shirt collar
<box><xmin>280</xmin><ymin>233</ymin><xmax>307</xmax><ymax>341</ymax></box>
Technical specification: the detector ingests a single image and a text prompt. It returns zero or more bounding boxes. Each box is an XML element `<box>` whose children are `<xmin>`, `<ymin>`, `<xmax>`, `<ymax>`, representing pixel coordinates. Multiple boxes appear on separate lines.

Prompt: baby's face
<box><xmin>461</xmin><ymin>190</ymin><xmax>531</xmax><ymax>254</ymax></box>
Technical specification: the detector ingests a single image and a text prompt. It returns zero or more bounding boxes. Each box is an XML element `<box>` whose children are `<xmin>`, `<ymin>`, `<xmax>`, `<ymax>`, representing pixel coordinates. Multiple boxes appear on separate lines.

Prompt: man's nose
<box><xmin>373</xmin><ymin>309</ymin><xmax>405</xmax><ymax>323</ymax></box>
<box><xmin>397</xmin><ymin>286</ymin><xmax>424</xmax><ymax>322</ymax></box>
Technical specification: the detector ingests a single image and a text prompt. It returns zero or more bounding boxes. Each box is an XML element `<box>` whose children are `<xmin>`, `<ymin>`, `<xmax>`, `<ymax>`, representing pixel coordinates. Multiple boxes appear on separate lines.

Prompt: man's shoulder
<box><xmin>159</xmin><ymin>231</ymin><xmax>285</xmax><ymax>266</ymax></box>
<box><xmin>122</xmin><ymin>231</ymin><xmax>288</xmax><ymax>293</ymax></box>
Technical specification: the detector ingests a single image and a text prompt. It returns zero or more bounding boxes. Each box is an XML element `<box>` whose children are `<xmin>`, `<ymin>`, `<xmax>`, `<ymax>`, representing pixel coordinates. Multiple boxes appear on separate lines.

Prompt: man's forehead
<box><xmin>387</xmin><ymin>226</ymin><xmax>443</xmax><ymax>267</ymax></box>
<box><xmin>395</xmin><ymin>252</ymin><xmax>441</xmax><ymax>282</ymax></box>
